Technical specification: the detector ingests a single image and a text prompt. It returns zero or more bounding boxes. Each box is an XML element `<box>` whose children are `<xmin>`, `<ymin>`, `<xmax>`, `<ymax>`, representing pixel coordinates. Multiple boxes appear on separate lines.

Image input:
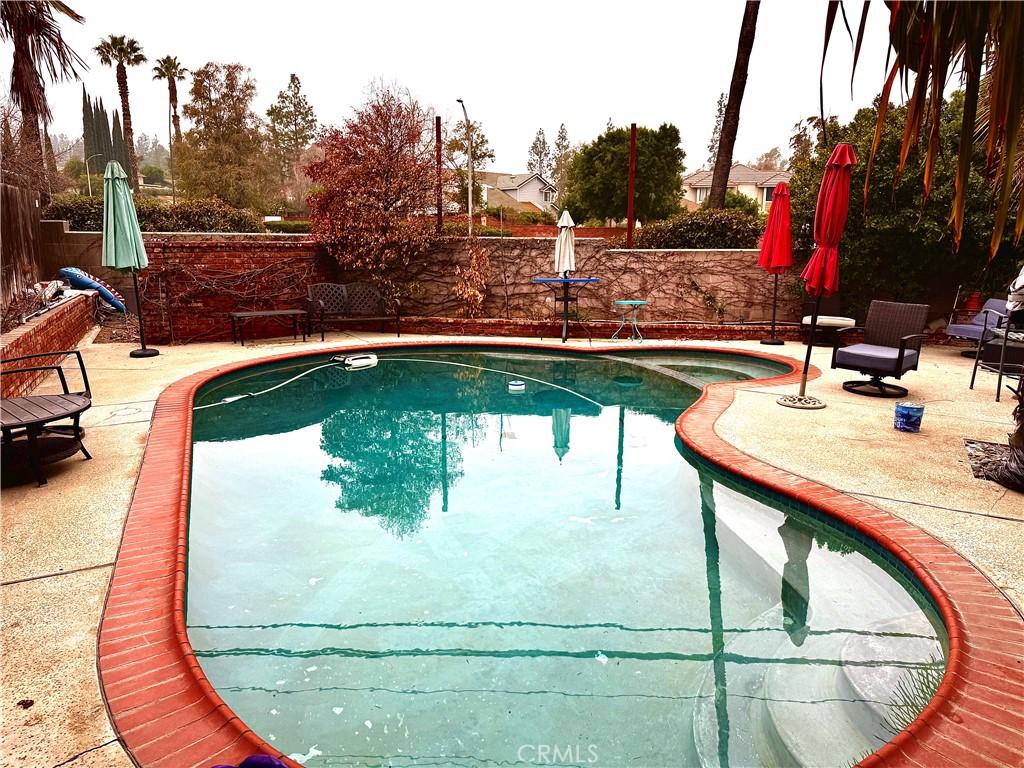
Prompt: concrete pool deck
<box><xmin>2</xmin><ymin>331</ymin><xmax>1021</xmax><ymax>767</ymax></box>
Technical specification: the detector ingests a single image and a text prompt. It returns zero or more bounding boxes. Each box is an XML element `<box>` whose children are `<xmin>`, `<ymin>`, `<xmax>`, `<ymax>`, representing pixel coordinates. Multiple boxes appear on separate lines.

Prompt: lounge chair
<box><xmin>831</xmin><ymin>300</ymin><xmax>929</xmax><ymax>398</ymax></box>
<box><xmin>946</xmin><ymin>298</ymin><xmax>1007</xmax><ymax>354</ymax></box>
<box><xmin>306</xmin><ymin>282</ymin><xmax>400</xmax><ymax>341</ymax></box>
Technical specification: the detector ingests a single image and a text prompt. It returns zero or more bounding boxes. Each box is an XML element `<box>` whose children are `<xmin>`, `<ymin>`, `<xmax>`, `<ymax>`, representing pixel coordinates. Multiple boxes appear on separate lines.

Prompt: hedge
<box><xmin>624</xmin><ymin>208</ymin><xmax>762</xmax><ymax>249</ymax></box>
<box><xmin>481</xmin><ymin>206</ymin><xmax>556</xmax><ymax>225</ymax></box>
<box><xmin>43</xmin><ymin>194</ymin><xmax>266</xmax><ymax>233</ymax></box>
<box><xmin>265</xmin><ymin>219</ymin><xmax>311</xmax><ymax>234</ymax></box>
<box><xmin>441</xmin><ymin>221</ymin><xmax>511</xmax><ymax>237</ymax></box>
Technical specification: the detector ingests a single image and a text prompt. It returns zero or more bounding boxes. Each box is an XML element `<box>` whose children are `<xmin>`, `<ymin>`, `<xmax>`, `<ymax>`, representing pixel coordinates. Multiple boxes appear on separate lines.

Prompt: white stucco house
<box><xmin>477</xmin><ymin>171</ymin><xmax>558</xmax><ymax>214</ymax></box>
<box><xmin>681</xmin><ymin>163</ymin><xmax>792</xmax><ymax>212</ymax></box>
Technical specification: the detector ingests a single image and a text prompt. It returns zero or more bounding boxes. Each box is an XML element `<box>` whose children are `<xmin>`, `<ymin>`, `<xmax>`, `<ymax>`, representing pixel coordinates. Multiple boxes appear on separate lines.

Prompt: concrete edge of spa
<box><xmin>95</xmin><ymin>340</ymin><xmax>1024</xmax><ymax>768</ymax></box>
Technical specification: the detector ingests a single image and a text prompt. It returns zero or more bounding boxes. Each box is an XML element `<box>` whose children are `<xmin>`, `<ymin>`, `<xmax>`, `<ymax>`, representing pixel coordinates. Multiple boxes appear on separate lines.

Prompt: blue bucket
<box><xmin>894</xmin><ymin>401</ymin><xmax>925</xmax><ymax>433</ymax></box>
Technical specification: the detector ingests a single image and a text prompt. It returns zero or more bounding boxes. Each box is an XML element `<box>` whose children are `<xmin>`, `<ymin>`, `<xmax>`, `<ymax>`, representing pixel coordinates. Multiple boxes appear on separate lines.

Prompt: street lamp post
<box><xmin>84</xmin><ymin>153</ymin><xmax>102</xmax><ymax>197</ymax></box>
<box><xmin>456</xmin><ymin>99</ymin><xmax>473</xmax><ymax>237</ymax></box>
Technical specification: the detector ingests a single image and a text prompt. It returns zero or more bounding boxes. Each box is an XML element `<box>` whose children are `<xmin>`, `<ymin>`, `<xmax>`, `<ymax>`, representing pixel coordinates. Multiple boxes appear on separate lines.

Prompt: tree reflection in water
<box><xmin>319</xmin><ymin>406</ymin><xmax>481</xmax><ymax>538</ymax></box>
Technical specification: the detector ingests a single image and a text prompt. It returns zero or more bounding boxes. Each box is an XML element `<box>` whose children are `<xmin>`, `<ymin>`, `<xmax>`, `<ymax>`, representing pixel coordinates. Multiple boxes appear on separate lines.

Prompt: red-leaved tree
<box><xmin>307</xmin><ymin>84</ymin><xmax>438</xmax><ymax>306</ymax></box>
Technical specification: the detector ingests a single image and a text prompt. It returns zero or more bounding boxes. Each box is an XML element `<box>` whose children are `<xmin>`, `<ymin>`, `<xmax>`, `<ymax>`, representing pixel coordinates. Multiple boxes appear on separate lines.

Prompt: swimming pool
<box><xmin>186</xmin><ymin>347</ymin><xmax>947</xmax><ymax>768</ymax></box>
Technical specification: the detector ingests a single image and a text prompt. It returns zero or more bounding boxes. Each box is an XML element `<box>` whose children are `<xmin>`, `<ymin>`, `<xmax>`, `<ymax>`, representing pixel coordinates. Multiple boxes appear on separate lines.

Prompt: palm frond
<box><xmin>1</xmin><ymin>0</ymin><xmax>85</xmax><ymax>121</ymax></box>
<box><xmin>825</xmin><ymin>1</ymin><xmax>1024</xmax><ymax>256</ymax></box>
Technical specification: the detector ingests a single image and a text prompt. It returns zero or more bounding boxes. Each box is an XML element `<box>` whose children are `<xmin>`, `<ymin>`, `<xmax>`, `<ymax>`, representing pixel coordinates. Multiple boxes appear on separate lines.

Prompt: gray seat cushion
<box><xmin>835</xmin><ymin>343</ymin><xmax>919</xmax><ymax>373</ymax></box>
<box><xmin>947</xmin><ymin>322</ymin><xmax>996</xmax><ymax>342</ymax></box>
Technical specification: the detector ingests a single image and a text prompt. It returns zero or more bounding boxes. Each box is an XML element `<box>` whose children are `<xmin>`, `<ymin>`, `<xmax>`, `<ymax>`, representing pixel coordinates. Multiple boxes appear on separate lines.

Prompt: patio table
<box><xmin>532</xmin><ymin>277</ymin><xmax>600</xmax><ymax>343</ymax></box>
<box><xmin>2</xmin><ymin>393</ymin><xmax>91</xmax><ymax>486</ymax></box>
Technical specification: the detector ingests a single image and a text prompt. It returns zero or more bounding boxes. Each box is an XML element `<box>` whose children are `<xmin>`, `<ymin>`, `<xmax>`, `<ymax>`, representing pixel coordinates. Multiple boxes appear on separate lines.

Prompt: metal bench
<box><xmin>306</xmin><ymin>282</ymin><xmax>400</xmax><ymax>341</ymax></box>
<box><xmin>1</xmin><ymin>350</ymin><xmax>92</xmax><ymax>486</ymax></box>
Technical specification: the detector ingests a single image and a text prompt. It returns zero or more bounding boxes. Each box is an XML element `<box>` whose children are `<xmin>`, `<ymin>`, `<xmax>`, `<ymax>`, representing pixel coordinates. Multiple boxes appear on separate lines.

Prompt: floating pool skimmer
<box><xmin>334</xmin><ymin>353</ymin><xmax>379</xmax><ymax>371</ymax></box>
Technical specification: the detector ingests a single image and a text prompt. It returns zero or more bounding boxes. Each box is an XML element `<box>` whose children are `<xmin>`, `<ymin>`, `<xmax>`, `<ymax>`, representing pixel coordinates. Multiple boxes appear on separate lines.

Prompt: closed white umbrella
<box><xmin>554</xmin><ymin>210</ymin><xmax>576</xmax><ymax>276</ymax></box>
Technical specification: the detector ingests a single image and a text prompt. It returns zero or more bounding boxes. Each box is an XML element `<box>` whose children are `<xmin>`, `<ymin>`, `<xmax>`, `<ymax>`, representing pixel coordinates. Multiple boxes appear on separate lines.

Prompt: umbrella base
<box><xmin>760</xmin><ymin>338</ymin><xmax>785</xmax><ymax>346</ymax></box>
<box><xmin>777</xmin><ymin>393</ymin><xmax>826</xmax><ymax>410</ymax></box>
<box><xmin>842</xmin><ymin>378</ymin><xmax>907</xmax><ymax>398</ymax></box>
<box><xmin>130</xmin><ymin>347</ymin><xmax>160</xmax><ymax>358</ymax></box>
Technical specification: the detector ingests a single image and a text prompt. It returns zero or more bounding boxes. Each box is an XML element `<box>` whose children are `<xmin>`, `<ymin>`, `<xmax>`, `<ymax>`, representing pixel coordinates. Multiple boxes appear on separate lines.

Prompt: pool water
<box><xmin>187</xmin><ymin>348</ymin><xmax>947</xmax><ymax>768</ymax></box>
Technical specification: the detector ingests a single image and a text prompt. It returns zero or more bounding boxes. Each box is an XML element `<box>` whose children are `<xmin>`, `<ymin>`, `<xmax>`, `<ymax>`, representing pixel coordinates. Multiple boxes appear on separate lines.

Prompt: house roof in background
<box><xmin>682</xmin><ymin>163</ymin><xmax>792</xmax><ymax>188</ymax></box>
<box><xmin>478</xmin><ymin>171</ymin><xmax>556</xmax><ymax>191</ymax></box>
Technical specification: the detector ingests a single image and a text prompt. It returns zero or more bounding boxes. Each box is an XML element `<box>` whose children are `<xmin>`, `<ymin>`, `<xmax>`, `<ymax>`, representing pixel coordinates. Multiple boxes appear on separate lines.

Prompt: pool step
<box><xmin>692</xmin><ymin>606</ymin><xmax>796</xmax><ymax>768</ymax></box>
<box><xmin>690</xmin><ymin>608</ymin><xmax>943</xmax><ymax>768</ymax></box>
<box><xmin>760</xmin><ymin>630</ymin><xmax>886</xmax><ymax>768</ymax></box>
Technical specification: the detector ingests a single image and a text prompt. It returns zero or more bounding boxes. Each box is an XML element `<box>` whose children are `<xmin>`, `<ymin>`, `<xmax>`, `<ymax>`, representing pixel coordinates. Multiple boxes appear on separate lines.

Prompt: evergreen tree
<box><xmin>43</xmin><ymin>127</ymin><xmax>58</xmax><ymax>175</ymax></box>
<box><xmin>527</xmin><ymin>128</ymin><xmax>550</xmax><ymax>176</ymax></box>
<box><xmin>82</xmin><ymin>86</ymin><xmax>95</xmax><ymax>167</ymax></box>
<box><xmin>266</xmin><ymin>73</ymin><xmax>318</xmax><ymax>170</ymax></box>
<box><xmin>551</xmin><ymin>123</ymin><xmax>573</xmax><ymax>200</ymax></box>
<box><xmin>706</xmin><ymin>93</ymin><xmax>726</xmax><ymax>169</ymax></box>
<box><xmin>112</xmin><ymin>110</ymin><xmax>128</xmax><ymax>171</ymax></box>
<box><xmin>177</xmin><ymin>62</ymin><xmax>279</xmax><ymax>208</ymax></box>
<box><xmin>94</xmin><ymin>98</ymin><xmax>113</xmax><ymax>169</ymax></box>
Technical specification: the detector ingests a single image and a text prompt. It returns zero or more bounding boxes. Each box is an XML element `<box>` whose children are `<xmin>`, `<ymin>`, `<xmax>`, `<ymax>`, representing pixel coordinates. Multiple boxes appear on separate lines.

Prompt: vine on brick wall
<box><xmin>452</xmin><ymin>239</ymin><xmax>490</xmax><ymax>318</ymax></box>
<box><xmin>142</xmin><ymin>256</ymin><xmax>318</xmax><ymax>342</ymax></box>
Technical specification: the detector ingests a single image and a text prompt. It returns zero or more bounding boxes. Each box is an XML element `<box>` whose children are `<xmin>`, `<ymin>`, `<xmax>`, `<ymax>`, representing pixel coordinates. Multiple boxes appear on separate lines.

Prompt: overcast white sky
<box><xmin>11</xmin><ymin>0</ymin><xmax>910</xmax><ymax>172</ymax></box>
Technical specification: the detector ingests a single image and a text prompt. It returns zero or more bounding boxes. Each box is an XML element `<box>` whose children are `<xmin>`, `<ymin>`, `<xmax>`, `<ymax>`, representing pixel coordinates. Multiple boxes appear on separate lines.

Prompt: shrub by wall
<box><xmin>43</xmin><ymin>194</ymin><xmax>266</xmax><ymax>233</ymax></box>
<box><xmin>627</xmin><ymin>208</ymin><xmax>763</xmax><ymax>249</ymax></box>
<box><xmin>265</xmin><ymin>219</ymin><xmax>311</xmax><ymax>234</ymax></box>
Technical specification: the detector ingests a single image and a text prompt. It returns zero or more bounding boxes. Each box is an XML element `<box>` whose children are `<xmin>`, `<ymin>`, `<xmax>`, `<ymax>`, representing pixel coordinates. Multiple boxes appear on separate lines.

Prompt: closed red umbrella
<box><xmin>780</xmin><ymin>144</ymin><xmax>857</xmax><ymax>409</ymax></box>
<box><xmin>758</xmin><ymin>181</ymin><xmax>792</xmax><ymax>345</ymax></box>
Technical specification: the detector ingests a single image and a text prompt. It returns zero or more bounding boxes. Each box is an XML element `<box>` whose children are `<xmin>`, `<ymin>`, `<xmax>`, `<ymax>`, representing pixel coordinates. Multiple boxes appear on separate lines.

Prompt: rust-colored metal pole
<box><xmin>435</xmin><ymin>115</ymin><xmax>443</xmax><ymax>235</ymax></box>
<box><xmin>626</xmin><ymin>122</ymin><xmax>637</xmax><ymax>247</ymax></box>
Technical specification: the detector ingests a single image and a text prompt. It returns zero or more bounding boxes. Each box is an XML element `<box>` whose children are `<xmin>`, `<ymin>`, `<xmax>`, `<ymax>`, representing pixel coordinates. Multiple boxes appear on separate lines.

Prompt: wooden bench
<box><xmin>306</xmin><ymin>282</ymin><xmax>400</xmax><ymax>341</ymax></box>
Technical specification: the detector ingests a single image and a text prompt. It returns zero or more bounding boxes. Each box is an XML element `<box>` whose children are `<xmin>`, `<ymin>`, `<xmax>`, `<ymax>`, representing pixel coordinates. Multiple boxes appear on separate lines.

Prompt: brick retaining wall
<box><xmin>1</xmin><ymin>293</ymin><xmax>97</xmax><ymax>397</ymax></box>
<box><xmin>138</xmin><ymin>236</ymin><xmax>334</xmax><ymax>344</ymax></box>
<box><xmin>39</xmin><ymin>224</ymin><xmax>802</xmax><ymax>345</ymax></box>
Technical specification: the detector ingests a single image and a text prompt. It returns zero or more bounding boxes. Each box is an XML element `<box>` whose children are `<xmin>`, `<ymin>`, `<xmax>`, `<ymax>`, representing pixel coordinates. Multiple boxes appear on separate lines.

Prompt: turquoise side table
<box><xmin>611</xmin><ymin>299</ymin><xmax>647</xmax><ymax>342</ymax></box>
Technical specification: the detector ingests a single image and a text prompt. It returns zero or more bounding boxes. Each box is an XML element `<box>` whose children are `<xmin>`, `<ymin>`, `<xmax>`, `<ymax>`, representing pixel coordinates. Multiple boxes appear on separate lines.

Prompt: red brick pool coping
<box><xmin>97</xmin><ymin>341</ymin><xmax>1024</xmax><ymax>768</ymax></box>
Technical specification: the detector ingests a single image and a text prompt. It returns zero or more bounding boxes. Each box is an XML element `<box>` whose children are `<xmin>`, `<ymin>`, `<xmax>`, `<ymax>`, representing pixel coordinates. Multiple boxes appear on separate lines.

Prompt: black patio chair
<box><xmin>831</xmin><ymin>300</ymin><xmax>930</xmax><ymax>398</ymax></box>
<box><xmin>306</xmin><ymin>282</ymin><xmax>401</xmax><ymax>341</ymax></box>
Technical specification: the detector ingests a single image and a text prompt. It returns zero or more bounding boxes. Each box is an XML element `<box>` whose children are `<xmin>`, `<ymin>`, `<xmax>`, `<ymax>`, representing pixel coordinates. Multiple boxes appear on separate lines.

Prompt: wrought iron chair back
<box><xmin>307</xmin><ymin>283</ymin><xmax>349</xmax><ymax>313</ymax></box>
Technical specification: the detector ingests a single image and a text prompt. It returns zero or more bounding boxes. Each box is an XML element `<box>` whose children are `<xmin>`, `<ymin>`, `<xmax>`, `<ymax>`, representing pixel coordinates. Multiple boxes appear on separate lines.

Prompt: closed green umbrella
<box><xmin>101</xmin><ymin>161</ymin><xmax>158</xmax><ymax>358</ymax></box>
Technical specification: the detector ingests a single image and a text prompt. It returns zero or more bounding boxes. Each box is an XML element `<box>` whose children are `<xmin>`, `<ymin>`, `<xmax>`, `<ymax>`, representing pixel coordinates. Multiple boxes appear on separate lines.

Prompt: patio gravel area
<box><xmin>1</xmin><ymin>329</ymin><xmax>1020</xmax><ymax>767</ymax></box>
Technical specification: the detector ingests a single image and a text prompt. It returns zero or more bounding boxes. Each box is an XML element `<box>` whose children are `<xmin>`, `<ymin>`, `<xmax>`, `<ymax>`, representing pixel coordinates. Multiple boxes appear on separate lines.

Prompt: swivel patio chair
<box><xmin>945</xmin><ymin>297</ymin><xmax>1007</xmax><ymax>355</ymax></box>
<box><xmin>831</xmin><ymin>300</ymin><xmax>930</xmax><ymax>398</ymax></box>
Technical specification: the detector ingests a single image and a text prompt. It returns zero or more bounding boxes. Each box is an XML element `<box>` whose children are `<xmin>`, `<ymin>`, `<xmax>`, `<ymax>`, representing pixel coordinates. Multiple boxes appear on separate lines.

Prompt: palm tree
<box><xmin>94</xmin><ymin>35</ymin><xmax>145</xmax><ymax>190</ymax></box>
<box><xmin>152</xmin><ymin>55</ymin><xmax>187</xmax><ymax>143</ymax></box>
<box><xmin>0</xmin><ymin>1</ymin><xmax>84</xmax><ymax>189</ymax></box>
<box><xmin>707</xmin><ymin>0</ymin><xmax>760</xmax><ymax>208</ymax></box>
